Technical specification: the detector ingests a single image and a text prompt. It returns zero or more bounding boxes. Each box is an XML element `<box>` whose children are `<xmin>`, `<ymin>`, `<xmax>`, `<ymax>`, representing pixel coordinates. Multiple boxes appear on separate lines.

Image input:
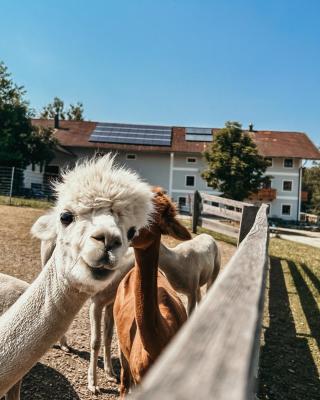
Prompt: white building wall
<box><xmin>47</xmin><ymin>149</ymin><xmax>303</xmax><ymax>220</ymax></box>
<box><xmin>259</xmin><ymin>158</ymin><xmax>302</xmax><ymax>220</ymax></box>
<box><xmin>170</xmin><ymin>153</ymin><xmax>218</xmax><ymax>212</ymax></box>
<box><xmin>23</xmin><ymin>164</ymin><xmax>43</xmax><ymax>188</ymax></box>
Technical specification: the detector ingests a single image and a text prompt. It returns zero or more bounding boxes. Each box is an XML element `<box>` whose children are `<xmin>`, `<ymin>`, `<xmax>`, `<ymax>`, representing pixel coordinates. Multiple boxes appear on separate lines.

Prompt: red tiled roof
<box><xmin>32</xmin><ymin>119</ymin><xmax>320</xmax><ymax>159</ymax></box>
<box><xmin>251</xmin><ymin>130</ymin><xmax>320</xmax><ymax>159</ymax></box>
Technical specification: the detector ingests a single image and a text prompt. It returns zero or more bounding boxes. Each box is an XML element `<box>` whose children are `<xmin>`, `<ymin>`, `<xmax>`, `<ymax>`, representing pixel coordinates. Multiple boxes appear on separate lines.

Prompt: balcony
<box><xmin>301</xmin><ymin>191</ymin><xmax>308</xmax><ymax>202</ymax></box>
<box><xmin>249</xmin><ymin>188</ymin><xmax>277</xmax><ymax>201</ymax></box>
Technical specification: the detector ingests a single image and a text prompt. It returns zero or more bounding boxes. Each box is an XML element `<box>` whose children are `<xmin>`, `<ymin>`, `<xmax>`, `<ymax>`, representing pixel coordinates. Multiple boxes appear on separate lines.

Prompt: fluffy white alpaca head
<box><xmin>31</xmin><ymin>154</ymin><xmax>153</xmax><ymax>295</ymax></box>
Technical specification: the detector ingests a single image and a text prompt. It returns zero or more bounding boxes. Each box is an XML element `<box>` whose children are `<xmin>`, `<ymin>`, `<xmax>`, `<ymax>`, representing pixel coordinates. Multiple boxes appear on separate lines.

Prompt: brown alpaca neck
<box><xmin>134</xmin><ymin>235</ymin><xmax>163</xmax><ymax>359</ymax></box>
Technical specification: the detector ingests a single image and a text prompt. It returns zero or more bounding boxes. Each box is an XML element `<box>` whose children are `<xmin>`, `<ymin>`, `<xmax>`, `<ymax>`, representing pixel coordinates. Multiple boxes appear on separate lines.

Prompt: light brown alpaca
<box><xmin>114</xmin><ymin>188</ymin><xmax>192</xmax><ymax>398</ymax></box>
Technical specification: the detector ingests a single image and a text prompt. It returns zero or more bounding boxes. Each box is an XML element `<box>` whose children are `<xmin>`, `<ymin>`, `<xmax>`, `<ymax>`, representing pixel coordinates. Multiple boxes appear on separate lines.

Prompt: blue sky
<box><xmin>1</xmin><ymin>0</ymin><xmax>319</xmax><ymax>146</ymax></box>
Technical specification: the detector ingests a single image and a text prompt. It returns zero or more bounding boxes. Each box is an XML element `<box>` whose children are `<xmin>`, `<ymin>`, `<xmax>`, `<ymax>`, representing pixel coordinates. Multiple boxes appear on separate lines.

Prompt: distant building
<box><xmin>31</xmin><ymin>119</ymin><xmax>320</xmax><ymax>221</ymax></box>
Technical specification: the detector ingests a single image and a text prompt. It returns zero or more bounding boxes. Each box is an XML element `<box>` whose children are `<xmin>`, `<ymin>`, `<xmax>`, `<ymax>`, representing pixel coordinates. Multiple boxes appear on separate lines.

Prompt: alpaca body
<box><xmin>0</xmin><ymin>155</ymin><xmax>153</xmax><ymax>396</ymax></box>
<box><xmin>159</xmin><ymin>233</ymin><xmax>221</xmax><ymax>314</ymax></box>
<box><xmin>115</xmin><ymin>267</ymin><xmax>186</xmax><ymax>384</ymax></box>
<box><xmin>114</xmin><ymin>189</ymin><xmax>191</xmax><ymax>398</ymax></box>
<box><xmin>0</xmin><ymin>273</ymin><xmax>29</xmax><ymax>400</ymax></box>
<box><xmin>0</xmin><ymin>273</ymin><xmax>29</xmax><ymax>316</ymax></box>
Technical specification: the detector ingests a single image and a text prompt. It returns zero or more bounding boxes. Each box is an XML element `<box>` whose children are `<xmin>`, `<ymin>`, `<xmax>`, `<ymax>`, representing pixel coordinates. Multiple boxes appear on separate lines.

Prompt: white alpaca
<box><xmin>0</xmin><ymin>155</ymin><xmax>153</xmax><ymax>398</ymax></box>
<box><xmin>159</xmin><ymin>233</ymin><xmax>221</xmax><ymax>315</ymax></box>
<box><xmin>0</xmin><ymin>273</ymin><xmax>29</xmax><ymax>400</ymax></box>
<box><xmin>40</xmin><ymin>234</ymin><xmax>220</xmax><ymax>392</ymax></box>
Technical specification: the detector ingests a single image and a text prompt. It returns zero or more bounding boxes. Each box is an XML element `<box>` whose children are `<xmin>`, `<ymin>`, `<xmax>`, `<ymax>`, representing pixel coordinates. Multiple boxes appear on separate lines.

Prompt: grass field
<box><xmin>0</xmin><ymin>195</ymin><xmax>53</xmax><ymax>209</ymax></box>
<box><xmin>259</xmin><ymin>239</ymin><xmax>320</xmax><ymax>400</ymax></box>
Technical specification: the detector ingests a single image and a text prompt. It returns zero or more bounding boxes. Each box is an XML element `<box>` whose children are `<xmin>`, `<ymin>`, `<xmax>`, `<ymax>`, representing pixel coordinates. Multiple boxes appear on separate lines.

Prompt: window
<box><xmin>282</xmin><ymin>204</ymin><xmax>291</xmax><ymax>216</ymax></box>
<box><xmin>126</xmin><ymin>154</ymin><xmax>136</xmax><ymax>160</ymax></box>
<box><xmin>178</xmin><ymin>197</ymin><xmax>187</xmax><ymax>208</ymax></box>
<box><xmin>186</xmin><ymin>157</ymin><xmax>197</xmax><ymax>164</ymax></box>
<box><xmin>284</xmin><ymin>158</ymin><xmax>293</xmax><ymax>168</ymax></box>
<box><xmin>186</xmin><ymin>175</ymin><xmax>195</xmax><ymax>187</ymax></box>
<box><xmin>283</xmin><ymin>181</ymin><xmax>293</xmax><ymax>191</ymax></box>
<box><xmin>262</xmin><ymin>177</ymin><xmax>272</xmax><ymax>189</ymax></box>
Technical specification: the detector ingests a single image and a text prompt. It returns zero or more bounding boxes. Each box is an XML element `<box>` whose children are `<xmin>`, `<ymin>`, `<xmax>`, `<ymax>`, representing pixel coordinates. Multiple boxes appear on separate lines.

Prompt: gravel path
<box><xmin>0</xmin><ymin>205</ymin><xmax>235</xmax><ymax>399</ymax></box>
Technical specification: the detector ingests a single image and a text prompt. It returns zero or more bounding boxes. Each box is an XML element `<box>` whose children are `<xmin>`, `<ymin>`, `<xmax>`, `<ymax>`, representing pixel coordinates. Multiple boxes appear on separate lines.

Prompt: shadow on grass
<box><xmin>258</xmin><ymin>257</ymin><xmax>320</xmax><ymax>400</ymax></box>
<box><xmin>288</xmin><ymin>261</ymin><xmax>320</xmax><ymax>350</ymax></box>
<box><xmin>21</xmin><ymin>363</ymin><xmax>80</xmax><ymax>399</ymax></box>
<box><xmin>301</xmin><ymin>263</ymin><xmax>320</xmax><ymax>295</ymax></box>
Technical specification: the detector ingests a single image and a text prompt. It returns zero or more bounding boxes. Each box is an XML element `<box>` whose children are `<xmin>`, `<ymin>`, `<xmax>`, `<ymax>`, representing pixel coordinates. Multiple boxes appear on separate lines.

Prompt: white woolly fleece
<box><xmin>53</xmin><ymin>154</ymin><xmax>154</xmax><ymax>230</ymax></box>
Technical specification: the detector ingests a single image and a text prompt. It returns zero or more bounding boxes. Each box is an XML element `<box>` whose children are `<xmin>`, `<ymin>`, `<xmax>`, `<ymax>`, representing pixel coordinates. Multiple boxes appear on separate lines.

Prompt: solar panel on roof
<box><xmin>185</xmin><ymin>127</ymin><xmax>212</xmax><ymax>142</ymax></box>
<box><xmin>89</xmin><ymin>123</ymin><xmax>172</xmax><ymax>146</ymax></box>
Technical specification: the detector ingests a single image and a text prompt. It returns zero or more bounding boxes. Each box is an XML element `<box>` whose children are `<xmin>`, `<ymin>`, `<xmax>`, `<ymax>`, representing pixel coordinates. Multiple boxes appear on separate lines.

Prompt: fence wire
<box><xmin>0</xmin><ymin>166</ymin><xmax>59</xmax><ymax>203</ymax></box>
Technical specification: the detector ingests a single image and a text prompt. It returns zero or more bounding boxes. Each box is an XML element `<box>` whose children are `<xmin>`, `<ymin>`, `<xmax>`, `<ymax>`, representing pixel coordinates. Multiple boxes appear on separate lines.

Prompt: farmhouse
<box><xmin>31</xmin><ymin>118</ymin><xmax>320</xmax><ymax>221</ymax></box>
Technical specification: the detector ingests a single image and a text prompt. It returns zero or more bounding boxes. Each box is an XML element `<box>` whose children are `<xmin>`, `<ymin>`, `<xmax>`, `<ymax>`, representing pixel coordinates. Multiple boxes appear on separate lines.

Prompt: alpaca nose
<box><xmin>91</xmin><ymin>233</ymin><xmax>122</xmax><ymax>251</ymax></box>
<box><xmin>106</xmin><ymin>236</ymin><xmax>122</xmax><ymax>251</ymax></box>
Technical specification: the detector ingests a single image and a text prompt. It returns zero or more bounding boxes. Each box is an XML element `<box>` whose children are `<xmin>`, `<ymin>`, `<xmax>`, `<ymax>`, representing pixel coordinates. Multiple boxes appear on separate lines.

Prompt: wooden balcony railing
<box><xmin>248</xmin><ymin>188</ymin><xmax>277</xmax><ymax>201</ymax></box>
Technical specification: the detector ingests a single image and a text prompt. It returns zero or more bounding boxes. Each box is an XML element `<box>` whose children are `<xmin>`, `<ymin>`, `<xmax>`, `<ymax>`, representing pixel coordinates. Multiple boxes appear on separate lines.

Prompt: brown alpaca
<box><xmin>114</xmin><ymin>188</ymin><xmax>192</xmax><ymax>398</ymax></box>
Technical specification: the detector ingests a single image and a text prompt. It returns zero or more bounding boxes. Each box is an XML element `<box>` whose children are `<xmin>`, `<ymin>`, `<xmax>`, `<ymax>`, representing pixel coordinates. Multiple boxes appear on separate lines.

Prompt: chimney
<box><xmin>54</xmin><ymin>114</ymin><xmax>59</xmax><ymax>129</ymax></box>
<box><xmin>248</xmin><ymin>122</ymin><xmax>254</xmax><ymax>132</ymax></box>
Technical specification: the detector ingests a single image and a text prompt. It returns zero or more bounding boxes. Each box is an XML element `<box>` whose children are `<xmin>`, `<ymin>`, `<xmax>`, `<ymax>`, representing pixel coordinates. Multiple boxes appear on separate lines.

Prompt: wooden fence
<box><xmin>131</xmin><ymin>203</ymin><xmax>269</xmax><ymax>400</ymax></box>
<box><xmin>192</xmin><ymin>191</ymin><xmax>260</xmax><ymax>245</ymax></box>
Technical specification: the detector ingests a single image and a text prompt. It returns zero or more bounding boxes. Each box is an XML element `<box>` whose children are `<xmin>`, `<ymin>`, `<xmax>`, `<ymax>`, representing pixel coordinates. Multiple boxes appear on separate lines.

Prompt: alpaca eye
<box><xmin>60</xmin><ymin>212</ymin><xmax>74</xmax><ymax>226</ymax></box>
<box><xmin>127</xmin><ymin>227</ymin><xmax>136</xmax><ymax>241</ymax></box>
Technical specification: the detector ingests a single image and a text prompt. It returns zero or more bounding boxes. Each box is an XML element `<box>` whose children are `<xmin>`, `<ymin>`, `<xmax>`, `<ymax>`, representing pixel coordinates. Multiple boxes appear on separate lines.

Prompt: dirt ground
<box><xmin>0</xmin><ymin>205</ymin><xmax>235</xmax><ymax>400</ymax></box>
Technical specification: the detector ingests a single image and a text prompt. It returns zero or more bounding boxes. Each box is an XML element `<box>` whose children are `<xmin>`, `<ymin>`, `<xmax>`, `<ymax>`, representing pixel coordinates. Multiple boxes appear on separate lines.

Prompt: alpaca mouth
<box><xmin>81</xmin><ymin>257</ymin><xmax>115</xmax><ymax>280</ymax></box>
<box><xmin>89</xmin><ymin>266</ymin><xmax>113</xmax><ymax>280</ymax></box>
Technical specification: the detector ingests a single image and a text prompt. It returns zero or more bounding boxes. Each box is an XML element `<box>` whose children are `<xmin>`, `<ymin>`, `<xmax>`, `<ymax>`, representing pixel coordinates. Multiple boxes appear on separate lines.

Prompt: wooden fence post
<box><xmin>238</xmin><ymin>205</ymin><xmax>259</xmax><ymax>245</ymax></box>
<box><xmin>192</xmin><ymin>191</ymin><xmax>201</xmax><ymax>234</ymax></box>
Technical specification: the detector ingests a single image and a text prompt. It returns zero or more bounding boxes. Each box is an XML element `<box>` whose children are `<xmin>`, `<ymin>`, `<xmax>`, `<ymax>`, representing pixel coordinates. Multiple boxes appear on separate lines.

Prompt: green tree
<box><xmin>67</xmin><ymin>102</ymin><xmax>84</xmax><ymax>120</ymax></box>
<box><xmin>40</xmin><ymin>97</ymin><xmax>84</xmax><ymax>120</ymax></box>
<box><xmin>302</xmin><ymin>161</ymin><xmax>320</xmax><ymax>215</ymax></box>
<box><xmin>40</xmin><ymin>97</ymin><xmax>66</xmax><ymax>119</ymax></box>
<box><xmin>202</xmin><ymin>121</ymin><xmax>270</xmax><ymax>201</ymax></box>
<box><xmin>0</xmin><ymin>61</ymin><xmax>57</xmax><ymax>168</ymax></box>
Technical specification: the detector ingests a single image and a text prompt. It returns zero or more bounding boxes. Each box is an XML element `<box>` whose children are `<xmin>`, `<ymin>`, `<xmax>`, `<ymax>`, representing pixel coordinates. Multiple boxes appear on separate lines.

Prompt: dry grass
<box><xmin>0</xmin><ymin>195</ymin><xmax>53</xmax><ymax>209</ymax></box>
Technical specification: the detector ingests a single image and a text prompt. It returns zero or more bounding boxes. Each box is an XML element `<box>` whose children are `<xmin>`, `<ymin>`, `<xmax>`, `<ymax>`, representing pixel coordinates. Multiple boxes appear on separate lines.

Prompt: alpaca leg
<box><xmin>103</xmin><ymin>303</ymin><xmax>117</xmax><ymax>381</ymax></box>
<box><xmin>196</xmin><ymin>286</ymin><xmax>202</xmax><ymax>305</ymax></box>
<box><xmin>59</xmin><ymin>334</ymin><xmax>70</xmax><ymax>352</ymax></box>
<box><xmin>88</xmin><ymin>301</ymin><xmax>103</xmax><ymax>394</ymax></box>
<box><xmin>6</xmin><ymin>380</ymin><xmax>21</xmax><ymax>400</ymax></box>
<box><xmin>187</xmin><ymin>293</ymin><xmax>197</xmax><ymax>316</ymax></box>
<box><xmin>120</xmin><ymin>351</ymin><xmax>131</xmax><ymax>399</ymax></box>
<box><xmin>207</xmin><ymin>251</ymin><xmax>221</xmax><ymax>292</ymax></box>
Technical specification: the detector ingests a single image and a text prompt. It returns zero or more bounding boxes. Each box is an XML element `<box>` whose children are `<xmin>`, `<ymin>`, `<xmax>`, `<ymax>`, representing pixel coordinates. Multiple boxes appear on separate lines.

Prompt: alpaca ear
<box><xmin>164</xmin><ymin>219</ymin><xmax>192</xmax><ymax>241</ymax></box>
<box><xmin>31</xmin><ymin>213</ymin><xmax>57</xmax><ymax>241</ymax></box>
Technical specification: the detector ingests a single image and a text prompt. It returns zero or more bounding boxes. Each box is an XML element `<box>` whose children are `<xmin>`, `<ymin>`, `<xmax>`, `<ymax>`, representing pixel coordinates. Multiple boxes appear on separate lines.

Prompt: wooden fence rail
<box><xmin>192</xmin><ymin>191</ymin><xmax>259</xmax><ymax>245</ymax></box>
<box><xmin>131</xmin><ymin>204</ymin><xmax>269</xmax><ymax>400</ymax></box>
